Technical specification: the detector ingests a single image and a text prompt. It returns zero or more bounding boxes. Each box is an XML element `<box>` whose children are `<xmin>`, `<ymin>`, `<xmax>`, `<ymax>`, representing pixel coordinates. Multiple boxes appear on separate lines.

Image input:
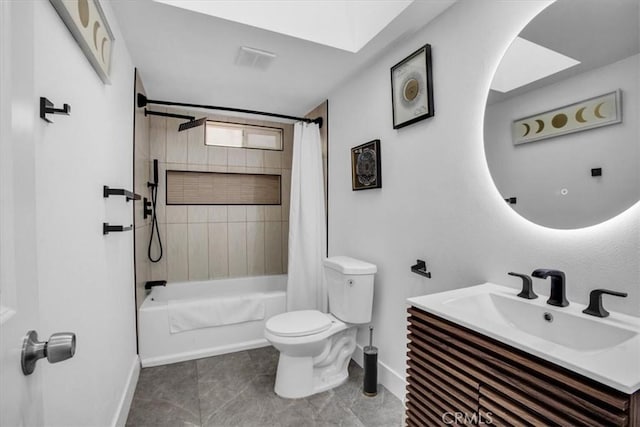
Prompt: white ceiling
<box><xmin>152</xmin><ymin>0</ymin><xmax>414</xmax><ymax>53</ymax></box>
<box><xmin>110</xmin><ymin>0</ymin><xmax>456</xmax><ymax>117</ymax></box>
<box><xmin>488</xmin><ymin>0</ymin><xmax>639</xmax><ymax>104</ymax></box>
<box><xmin>490</xmin><ymin>37</ymin><xmax>580</xmax><ymax>93</ymax></box>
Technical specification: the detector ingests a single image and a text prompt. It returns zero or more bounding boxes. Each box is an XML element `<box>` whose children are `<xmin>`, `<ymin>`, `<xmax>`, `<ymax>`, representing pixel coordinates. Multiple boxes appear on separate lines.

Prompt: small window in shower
<box><xmin>205</xmin><ymin>121</ymin><xmax>283</xmax><ymax>150</ymax></box>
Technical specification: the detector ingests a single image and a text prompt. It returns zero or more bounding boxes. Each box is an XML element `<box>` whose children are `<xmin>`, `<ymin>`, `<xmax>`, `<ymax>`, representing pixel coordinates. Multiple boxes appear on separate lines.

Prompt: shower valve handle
<box><xmin>143</xmin><ymin>197</ymin><xmax>153</xmax><ymax>219</ymax></box>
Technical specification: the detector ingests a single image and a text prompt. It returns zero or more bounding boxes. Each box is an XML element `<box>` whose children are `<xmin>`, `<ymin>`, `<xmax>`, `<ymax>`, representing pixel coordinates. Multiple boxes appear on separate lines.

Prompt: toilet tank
<box><xmin>324</xmin><ymin>256</ymin><xmax>377</xmax><ymax>324</ymax></box>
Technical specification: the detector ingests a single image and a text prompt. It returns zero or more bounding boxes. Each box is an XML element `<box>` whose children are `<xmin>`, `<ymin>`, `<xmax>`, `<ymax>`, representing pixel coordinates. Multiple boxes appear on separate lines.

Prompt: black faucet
<box><xmin>531</xmin><ymin>269</ymin><xmax>569</xmax><ymax>307</ymax></box>
<box><xmin>144</xmin><ymin>280</ymin><xmax>167</xmax><ymax>290</ymax></box>
<box><xmin>582</xmin><ymin>289</ymin><xmax>628</xmax><ymax>317</ymax></box>
<box><xmin>508</xmin><ymin>272</ymin><xmax>537</xmax><ymax>299</ymax></box>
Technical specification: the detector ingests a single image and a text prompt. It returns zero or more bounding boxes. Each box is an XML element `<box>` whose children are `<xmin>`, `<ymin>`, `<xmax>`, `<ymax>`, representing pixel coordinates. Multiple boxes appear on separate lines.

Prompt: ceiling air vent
<box><xmin>235</xmin><ymin>46</ymin><xmax>276</xmax><ymax>70</ymax></box>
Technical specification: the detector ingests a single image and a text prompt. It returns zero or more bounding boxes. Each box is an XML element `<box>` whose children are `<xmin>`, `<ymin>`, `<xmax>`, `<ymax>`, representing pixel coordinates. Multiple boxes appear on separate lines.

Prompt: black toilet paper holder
<box><xmin>411</xmin><ymin>259</ymin><xmax>431</xmax><ymax>278</ymax></box>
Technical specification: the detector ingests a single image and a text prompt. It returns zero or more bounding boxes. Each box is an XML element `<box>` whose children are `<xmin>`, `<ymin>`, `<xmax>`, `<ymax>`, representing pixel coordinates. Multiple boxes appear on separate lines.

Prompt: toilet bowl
<box><xmin>265</xmin><ymin>310</ymin><xmax>355</xmax><ymax>398</ymax></box>
<box><xmin>264</xmin><ymin>256</ymin><xmax>376</xmax><ymax>398</ymax></box>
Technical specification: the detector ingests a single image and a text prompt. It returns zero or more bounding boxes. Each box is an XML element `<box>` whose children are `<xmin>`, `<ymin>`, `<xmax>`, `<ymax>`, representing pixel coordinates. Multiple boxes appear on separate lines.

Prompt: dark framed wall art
<box><xmin>351</xmin><ymin>139</ymin><xmax>381</xmax><ymax>191</ymax></box>
<box><xmin>390</xmin><ymin>44</ymin><xmax>434</xmax><ymax>129</ymax></box>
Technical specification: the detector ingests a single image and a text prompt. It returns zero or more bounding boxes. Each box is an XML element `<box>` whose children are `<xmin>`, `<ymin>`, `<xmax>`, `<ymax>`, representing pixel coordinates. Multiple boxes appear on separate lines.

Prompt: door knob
<box><xmin>21</xmin><ymin>330</ymin><xmax>76</xmax><ymax>375</ymax></box>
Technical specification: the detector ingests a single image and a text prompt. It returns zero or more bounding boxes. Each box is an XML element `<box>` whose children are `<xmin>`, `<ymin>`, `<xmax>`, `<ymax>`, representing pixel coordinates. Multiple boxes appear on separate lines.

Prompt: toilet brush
<box><xmin>363</xmin><ymin>326</ymin><xmax>378</xmax><ymax>396</ymax></box>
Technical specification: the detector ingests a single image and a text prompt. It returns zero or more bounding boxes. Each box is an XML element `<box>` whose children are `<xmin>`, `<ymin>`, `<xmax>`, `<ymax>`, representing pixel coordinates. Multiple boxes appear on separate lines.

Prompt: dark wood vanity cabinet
<box><xmin>405</xmin><ymin>306</ymin><xmax>640</xmax><ymax>426</ymax></box>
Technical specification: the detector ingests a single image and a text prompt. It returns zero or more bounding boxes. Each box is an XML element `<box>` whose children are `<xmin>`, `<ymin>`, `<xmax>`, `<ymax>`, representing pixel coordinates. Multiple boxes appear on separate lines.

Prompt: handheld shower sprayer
<box><xmin>147</xmin><ymin>159</ymin><xmax>163</xmax><ymax>262</ymax></box>
<box><xmin>151</xmin><ymin>159</ymin><xmax>158</xmax><ymax>188</ymax></box>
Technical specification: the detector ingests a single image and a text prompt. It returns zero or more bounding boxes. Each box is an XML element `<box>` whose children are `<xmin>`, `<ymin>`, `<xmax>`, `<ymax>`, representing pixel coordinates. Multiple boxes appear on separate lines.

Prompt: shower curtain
<box><xmin>286</xmin><ymin>122</ymin><xmax>327</xmax><ymax>312</ymax></box>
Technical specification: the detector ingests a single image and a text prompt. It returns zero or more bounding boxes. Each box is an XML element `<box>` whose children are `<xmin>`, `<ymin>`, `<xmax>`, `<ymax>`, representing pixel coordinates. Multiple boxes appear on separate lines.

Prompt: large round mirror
<box><xmin>484</xmin><ymin>0</ymin><xmax>639</xmax><ymax>229</ymax></box>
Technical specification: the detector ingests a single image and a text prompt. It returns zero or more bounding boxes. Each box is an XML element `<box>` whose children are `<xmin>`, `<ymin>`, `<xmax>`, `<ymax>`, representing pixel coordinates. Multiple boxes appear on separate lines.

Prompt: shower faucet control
<box><xmin>143</xmin><ymin>197</ymin><xmax>153</xmax><ymax>219</ymax></box>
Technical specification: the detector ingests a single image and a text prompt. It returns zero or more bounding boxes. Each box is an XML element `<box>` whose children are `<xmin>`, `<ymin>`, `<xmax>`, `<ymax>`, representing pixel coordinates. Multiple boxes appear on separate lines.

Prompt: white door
<box><xmin>1</xmin><ymin>1</ymin><xmax>43</xmax><ymax>425</ymax></box>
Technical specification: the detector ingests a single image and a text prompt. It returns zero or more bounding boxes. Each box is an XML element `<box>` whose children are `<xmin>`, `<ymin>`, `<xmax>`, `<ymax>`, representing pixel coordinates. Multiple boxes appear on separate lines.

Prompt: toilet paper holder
<box><xmin>411</xmin><ymin>259</ymin><xmax>431</xmax><ymax>278</ymax></box>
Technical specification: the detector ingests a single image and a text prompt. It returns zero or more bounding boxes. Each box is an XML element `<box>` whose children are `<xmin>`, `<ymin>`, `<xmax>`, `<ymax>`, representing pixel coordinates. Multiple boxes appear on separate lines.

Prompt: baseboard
<box><xmin>140</xmin><ymin>338</ymin><xmax>270</xmax><ymax>367</ymax></box>
<box><xmin>352</xmin><ymin>344</ymin><xmax>406</xmax><ymax>402</ymax></box>
<box><xmin>111</xmin><ymin>355</ymin><xmax>141</xmax><ymax>427</ymax></box>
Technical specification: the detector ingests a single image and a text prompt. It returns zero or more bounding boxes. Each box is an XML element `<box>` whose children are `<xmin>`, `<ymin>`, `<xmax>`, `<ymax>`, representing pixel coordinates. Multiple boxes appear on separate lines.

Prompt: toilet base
<box><xmin>273</xmin><ymin>327</ymin><xmax>357</xmax><ymax>398</ymax></box>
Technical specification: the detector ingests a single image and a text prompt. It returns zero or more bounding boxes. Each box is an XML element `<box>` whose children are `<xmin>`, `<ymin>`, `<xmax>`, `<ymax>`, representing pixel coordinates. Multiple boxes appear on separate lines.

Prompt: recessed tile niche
<box><xmin>166</xmin><ymin>170</ymin><xmax>282</xmax><ymax>205</ymax></box>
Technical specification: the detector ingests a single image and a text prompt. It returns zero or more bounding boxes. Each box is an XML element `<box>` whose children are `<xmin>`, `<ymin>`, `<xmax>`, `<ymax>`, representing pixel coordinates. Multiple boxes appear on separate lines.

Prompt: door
<box><xmin>0</xmin><ymin>1</ymin><xmax>45</xmax><ymax>425</ymax></box>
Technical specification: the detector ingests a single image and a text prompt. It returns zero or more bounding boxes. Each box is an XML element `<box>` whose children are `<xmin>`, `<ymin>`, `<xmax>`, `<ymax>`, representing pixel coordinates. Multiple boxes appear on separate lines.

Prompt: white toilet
<box><xmin>264</xmin><ymin>256</ymin><xmax>376</xmax><ymax>398</ymax></box>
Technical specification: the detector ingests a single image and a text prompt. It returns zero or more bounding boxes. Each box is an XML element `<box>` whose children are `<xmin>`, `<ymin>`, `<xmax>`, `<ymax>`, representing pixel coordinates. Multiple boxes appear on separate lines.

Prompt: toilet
<box><xmin>264</xmin><ymin>256</ymin><xmax>376</xmax><ymax>398</ymax></box>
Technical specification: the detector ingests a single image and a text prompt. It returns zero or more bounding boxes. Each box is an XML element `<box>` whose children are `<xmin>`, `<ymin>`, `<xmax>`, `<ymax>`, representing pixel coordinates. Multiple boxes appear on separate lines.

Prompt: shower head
<box><xmin>178</xmin><ymin>117</ymin><xmax>207</xmax><ymax>132</ymax></box>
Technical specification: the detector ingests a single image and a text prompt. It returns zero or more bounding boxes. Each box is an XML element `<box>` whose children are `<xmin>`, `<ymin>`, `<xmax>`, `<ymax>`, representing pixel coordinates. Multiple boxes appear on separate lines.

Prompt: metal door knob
<box><xmin>21</xmin><ymin>330</ymin><xmax>76</xmax><ymax>375</ymax></box>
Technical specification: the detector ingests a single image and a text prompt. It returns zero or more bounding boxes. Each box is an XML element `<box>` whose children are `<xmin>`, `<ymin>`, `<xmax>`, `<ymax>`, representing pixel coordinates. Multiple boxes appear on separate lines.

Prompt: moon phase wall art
<box><xmin>351</xmin><ymin>140</ymin><xmax>381</xmax><ymax>191</ymax></box>
<box><xmin>512</xmin><ymin>90</ymin><xmax>621</xmax><ymax>145</ymax></box>
<box><xmin>50</xmin><ymin>0</ymin><xmax>115</xmax><ymax>84</ymax></box>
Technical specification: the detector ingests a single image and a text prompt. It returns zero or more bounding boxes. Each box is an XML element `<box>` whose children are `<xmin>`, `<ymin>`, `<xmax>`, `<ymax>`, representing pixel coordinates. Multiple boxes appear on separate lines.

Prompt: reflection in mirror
<box><xmin>484</xmin><ymin>0</ymin><xmax>639</xmax><ymax>229</ymax></box>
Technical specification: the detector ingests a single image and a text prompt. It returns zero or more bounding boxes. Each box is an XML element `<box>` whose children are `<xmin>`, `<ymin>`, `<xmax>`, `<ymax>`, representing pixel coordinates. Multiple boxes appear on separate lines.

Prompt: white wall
<box><xmin>328</xmin><ymin>0</ymin><xmax>639</xmax><ymax>399</ymax></box>
<box><xmin>33</xmin><ymin>1</ymin><xmax>138</xmax><ymax>426</ymax></box>
<box><xmin>485</xmin><ymin>54</ymin><xmax>639</xmax><ymax>229</ymax></box>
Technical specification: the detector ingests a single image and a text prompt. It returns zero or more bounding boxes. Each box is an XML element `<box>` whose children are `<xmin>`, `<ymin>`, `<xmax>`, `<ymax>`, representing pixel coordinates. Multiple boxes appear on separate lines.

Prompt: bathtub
<box><xmin>138</xmin><ymin>275</ymin><xmax>286</xmax><ymax>367</ymax></box>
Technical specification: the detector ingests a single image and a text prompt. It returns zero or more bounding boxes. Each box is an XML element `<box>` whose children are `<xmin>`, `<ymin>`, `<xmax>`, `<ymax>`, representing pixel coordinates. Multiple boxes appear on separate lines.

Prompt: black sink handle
<box><xmin>508</xmin><ymin>272</ymin><xmax>538</xmax><ymax>300</ymax></box>
<box><xmin>582</xmin><ymin>289</ymin><xmax>628</xmax><ymax>318</ymax></box>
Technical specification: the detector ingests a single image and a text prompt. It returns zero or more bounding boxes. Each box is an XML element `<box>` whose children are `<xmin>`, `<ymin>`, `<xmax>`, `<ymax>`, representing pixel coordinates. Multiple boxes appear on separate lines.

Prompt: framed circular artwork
<box><xmin>390</xmin><ymin>44</ymin><xmax>434</xmax><ymax>129</ymax></box>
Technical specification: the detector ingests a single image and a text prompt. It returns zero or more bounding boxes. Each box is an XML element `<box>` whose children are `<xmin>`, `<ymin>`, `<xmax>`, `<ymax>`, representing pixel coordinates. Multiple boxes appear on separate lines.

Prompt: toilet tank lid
<box><xmin>324</xmin><ymin>256</ymin><xmax>377</xmax><ymax>275</ymax></box>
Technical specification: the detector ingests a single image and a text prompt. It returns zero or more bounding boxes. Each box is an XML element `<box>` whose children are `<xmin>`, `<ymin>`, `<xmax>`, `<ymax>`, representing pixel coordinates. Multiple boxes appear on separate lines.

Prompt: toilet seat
<box><xmin>265</xmin><ymin>310</ymin><xmax>332</xmax><ymax>337</ymax></box>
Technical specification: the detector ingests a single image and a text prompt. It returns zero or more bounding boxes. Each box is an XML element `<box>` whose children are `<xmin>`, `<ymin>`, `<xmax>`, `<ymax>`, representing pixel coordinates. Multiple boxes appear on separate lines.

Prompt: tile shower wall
<box><xmin>147</xmin><ymin>110</ymin><xmax>293</xmax><ymax>283</ymax></box>
<box><xmin>134</xmin><ymin>72</ymin><xmax>151</xmax><ymax>309</ymax></box>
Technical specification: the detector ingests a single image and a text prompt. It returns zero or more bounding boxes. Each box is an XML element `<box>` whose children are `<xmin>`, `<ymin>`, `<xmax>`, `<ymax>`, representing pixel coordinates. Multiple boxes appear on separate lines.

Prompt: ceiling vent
<box><xmin>235</xmin><ymin>46</ymin><xmax>276</xmax><ymax>70</ymax></box>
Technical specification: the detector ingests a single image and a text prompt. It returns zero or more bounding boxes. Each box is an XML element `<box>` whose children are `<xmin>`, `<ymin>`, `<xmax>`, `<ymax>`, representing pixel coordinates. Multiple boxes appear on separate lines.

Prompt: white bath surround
<box><xmin>138</xmin><ymin>275</ymin><xmax>286</xmax><ymax>367</ymax></box>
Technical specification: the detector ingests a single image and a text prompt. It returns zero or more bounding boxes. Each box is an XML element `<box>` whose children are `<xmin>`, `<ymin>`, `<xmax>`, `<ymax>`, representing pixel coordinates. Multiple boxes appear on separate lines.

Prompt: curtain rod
<box><xmin>136</xmin><ymin>94</ymin><xmax>323</xmax><ymax>128</ymax></box>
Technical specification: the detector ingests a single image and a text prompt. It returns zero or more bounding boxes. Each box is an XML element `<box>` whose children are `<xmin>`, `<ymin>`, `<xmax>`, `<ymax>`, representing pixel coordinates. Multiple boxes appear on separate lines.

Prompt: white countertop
<box><xmin>407</xmin><ymin>283</ymin><xmax>640</xmax><ymax>394</ymax></box>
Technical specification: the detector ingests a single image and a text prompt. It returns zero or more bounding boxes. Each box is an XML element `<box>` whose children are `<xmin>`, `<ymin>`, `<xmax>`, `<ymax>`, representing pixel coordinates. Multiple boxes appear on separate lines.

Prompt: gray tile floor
<box><xmin>126</xmin><ymin>346</ymin><xmax>404</xmax><ymax>427</ymax></box>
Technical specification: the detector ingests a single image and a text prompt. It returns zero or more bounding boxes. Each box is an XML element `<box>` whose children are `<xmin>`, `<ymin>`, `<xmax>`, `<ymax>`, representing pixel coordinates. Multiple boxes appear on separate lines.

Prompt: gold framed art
<box><xmin>512</xmin><ymin>90</ymin><xmax>622</xmax><ymax>145</ymax></box>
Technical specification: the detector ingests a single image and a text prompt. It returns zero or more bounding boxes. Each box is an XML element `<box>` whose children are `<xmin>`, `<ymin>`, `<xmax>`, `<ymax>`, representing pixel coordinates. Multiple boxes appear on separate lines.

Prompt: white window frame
<box><xmin>205</xmin><ymin>120</ymin><xmax>283</xmax><ymax>151</ymax></box>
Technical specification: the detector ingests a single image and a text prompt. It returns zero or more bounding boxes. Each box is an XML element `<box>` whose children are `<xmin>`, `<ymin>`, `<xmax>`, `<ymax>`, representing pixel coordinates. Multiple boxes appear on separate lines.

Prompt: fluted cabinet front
<box><xmin>405</xmin><ymin>306</ymin><xmax>640</xmax><ymax>427</ymax></box>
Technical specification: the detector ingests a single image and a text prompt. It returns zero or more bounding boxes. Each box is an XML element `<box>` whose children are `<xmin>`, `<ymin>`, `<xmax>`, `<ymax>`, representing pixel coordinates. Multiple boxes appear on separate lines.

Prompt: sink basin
<box><xmin>408</xmin><ymin>283</ymin><xmax>640</xmax><ymax>393</ymax></box>
<box><xmin>442</xmin><ymin>292</ymin><xmax>637</xmax><ymax>351</ymax></box>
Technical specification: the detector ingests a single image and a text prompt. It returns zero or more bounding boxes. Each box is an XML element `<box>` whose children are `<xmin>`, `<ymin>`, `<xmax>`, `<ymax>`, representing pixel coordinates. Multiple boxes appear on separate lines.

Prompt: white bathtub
<box><xmin>138</xmin><ymin>275</ymin><xmax>286</xmax><ymax>367</ymax></box>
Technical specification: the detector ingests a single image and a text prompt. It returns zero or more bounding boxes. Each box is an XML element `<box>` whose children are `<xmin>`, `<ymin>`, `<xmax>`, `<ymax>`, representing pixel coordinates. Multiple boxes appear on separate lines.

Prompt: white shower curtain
<box><xmin>286</xmin><ymin>122</ymin><xmax>327</xmax><ymax>312</ymax></box>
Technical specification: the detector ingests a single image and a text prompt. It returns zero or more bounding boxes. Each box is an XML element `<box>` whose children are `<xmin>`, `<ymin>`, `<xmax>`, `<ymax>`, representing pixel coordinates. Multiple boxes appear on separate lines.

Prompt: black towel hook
<box><xmin>40</xmin><ymin>97</ymin><xmax>70</xmax><ymax>123</ymax></box>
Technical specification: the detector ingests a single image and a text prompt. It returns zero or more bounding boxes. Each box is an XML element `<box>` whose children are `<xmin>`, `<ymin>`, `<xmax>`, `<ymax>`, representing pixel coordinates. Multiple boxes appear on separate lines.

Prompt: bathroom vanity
<box><xmin>405</xmin><ymin>284</ymin><xmax>640</xmax><ymax>426</ymax></box>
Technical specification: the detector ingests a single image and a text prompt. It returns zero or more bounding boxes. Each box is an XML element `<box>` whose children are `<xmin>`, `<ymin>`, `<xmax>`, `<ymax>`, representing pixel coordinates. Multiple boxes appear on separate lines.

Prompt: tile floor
<box><xmin>126</xmin><ymin>346</ymin><xmax>404</xmax><ymax>427</ymax></box>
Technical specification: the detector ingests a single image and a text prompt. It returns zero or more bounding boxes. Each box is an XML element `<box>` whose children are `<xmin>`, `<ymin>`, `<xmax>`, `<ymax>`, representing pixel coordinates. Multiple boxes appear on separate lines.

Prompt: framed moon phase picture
<box><xmin>351</xmin><ymin>140</ymin><xmax>381</xmax><ymax>191</ymax></box>
<box><xmin>391</xmin><ymin>44</ymin><xmax>434</xmax><ymax>129</ymax></box>
<box><xmin>49</xmin><ymin>0</ymin><xmax>115</xmax><ymax>84</ymax></box>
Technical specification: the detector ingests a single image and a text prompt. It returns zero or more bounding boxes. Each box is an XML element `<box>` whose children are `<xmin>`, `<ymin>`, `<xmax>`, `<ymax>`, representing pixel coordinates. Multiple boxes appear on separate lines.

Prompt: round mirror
<box><xmin>484</xmin><ymin>0</ymin><xmax>639</xmax><ymax>229</ymax></box>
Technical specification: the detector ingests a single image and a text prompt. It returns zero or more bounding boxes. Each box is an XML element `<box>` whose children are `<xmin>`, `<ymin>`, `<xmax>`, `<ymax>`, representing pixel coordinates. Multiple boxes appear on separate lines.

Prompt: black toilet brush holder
<box><xmin>363</xmin><ymin>326</ymin><xmax>378</xmax><ymax>396</ymax></box>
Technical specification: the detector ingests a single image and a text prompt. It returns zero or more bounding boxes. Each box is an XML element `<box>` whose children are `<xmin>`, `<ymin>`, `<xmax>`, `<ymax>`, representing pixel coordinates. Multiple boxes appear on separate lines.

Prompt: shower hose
<box><xmin>148</xmin><ymin>181</ymin><xmax>163</xmax><ymax>263</ymax></box>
